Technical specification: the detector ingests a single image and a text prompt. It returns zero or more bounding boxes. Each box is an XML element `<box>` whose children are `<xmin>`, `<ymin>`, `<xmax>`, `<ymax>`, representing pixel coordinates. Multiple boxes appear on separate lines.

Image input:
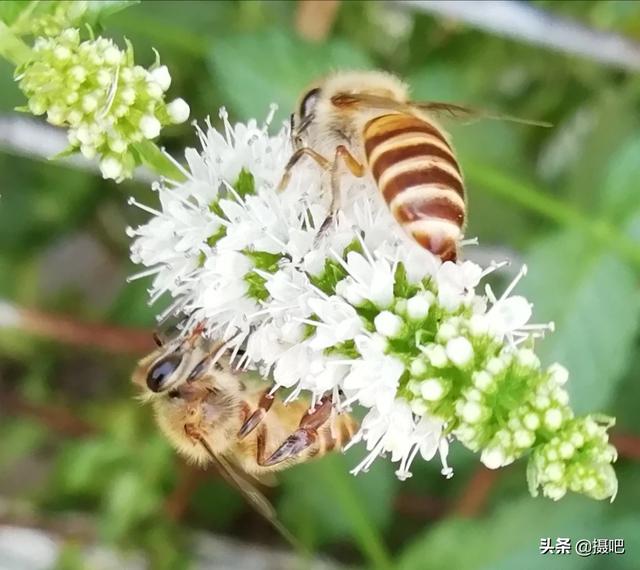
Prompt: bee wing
<box><xmin>197</xmin><ymin>437</ymin><xmax>301</xmax><ymax>549</ymax></box>
<box><xmin>210</xmin><ymin>452</ymin><xmax>277</xmax><ymax>519</ymax></box>
<box><xmin>247</xmin><ymin>469</ymin><xmax>278</xmax><ymax>487</ymax></box>
<box><xmin>413</xmin><ymin>101</ymin><xmax>552</xmax><ymax>128</ymax></box>
<box><xmin>331</xmin><ymin>93</ymin><xmax>551</xmax><ymax>128</ymax></box>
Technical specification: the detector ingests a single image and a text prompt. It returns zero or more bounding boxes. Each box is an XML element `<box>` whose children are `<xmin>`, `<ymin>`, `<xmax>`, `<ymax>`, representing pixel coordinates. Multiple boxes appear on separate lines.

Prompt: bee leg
<box><xmin>316</xmin><ymin>145</ymin><xmax>366</xmax><ymax>240</ymax></box>
<box><xmin>256</xmin><ymin>425</ymin><xmax>269</xmax><ymax>464</ymax></box>
<box><xmin>262</xmin><ymin>395</ymin><xmax>333</xmax><ymax>466</ymax></box>
<box><xmin>335</xmin><ymin>145</ymin><xmax>366</xmax><ymax>179</ymax></box>
<box><xmin>277</xmin><ymin>147</ymin><xmax>331</xmax><ymax>191</ymax></box>
<box><xmin>238</xmin><ymin>390</ymin><xmax>274</xmax><ymax>439</ymax></box>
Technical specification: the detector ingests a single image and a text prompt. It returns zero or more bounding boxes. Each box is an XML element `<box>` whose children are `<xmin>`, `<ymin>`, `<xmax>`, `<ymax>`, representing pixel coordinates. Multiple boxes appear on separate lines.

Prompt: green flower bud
<box><xmin>16</xmin><ymin>28</ymin><xmax>189</xmax><ymax>181</ymax></box>
<box><xmin>528</xmin><ymin>415</ymin><xmax>617</xmax><ymax>502</ymax></box>
<box><xmin>14</xmin><ymin>2</ymin><xmax>87</xmax><ymax>38</ymax></box>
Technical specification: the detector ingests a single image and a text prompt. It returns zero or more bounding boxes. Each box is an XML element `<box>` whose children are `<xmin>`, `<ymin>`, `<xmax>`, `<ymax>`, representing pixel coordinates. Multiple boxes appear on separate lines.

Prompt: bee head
<box><xmin>290</xmin><ymin>71</ymin><xmax>408</xmax><ymax>150</ymax></box>
<box><xmin>291</xmin><ymin>86</ymin><xmax>321</xmax><ymax>149</ymax></box>
<box><xmin>132</xmin><ymin>332</ymin><xmax>219</xmax><ymax>395</ymax></box>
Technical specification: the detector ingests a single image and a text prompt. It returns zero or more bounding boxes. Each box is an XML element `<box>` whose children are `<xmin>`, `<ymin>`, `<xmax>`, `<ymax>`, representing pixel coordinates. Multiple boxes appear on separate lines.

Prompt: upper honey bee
<box><xmin>132</xmin><ymin>329</ymin><xmax>357</xmax><ymax>542</ymax></box>
<box><xmin>281</xmin><ymin>70</ymin><xmax>547</xmax><ymax>262</ymax></box>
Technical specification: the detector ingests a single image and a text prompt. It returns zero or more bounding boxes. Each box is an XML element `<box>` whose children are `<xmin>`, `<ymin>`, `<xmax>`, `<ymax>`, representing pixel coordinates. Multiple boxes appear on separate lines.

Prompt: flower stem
<box><xmin>465</xmin><ymin>161</ymin><xmax>640</xmax><ymax>270</ymax></box>
<box><xmin>0</xmin><ymin>20</ymin><xmax>33</xmax><ymax>66</ymax></box>
<box><xmin>132</xmin><ymin>140</ymin><xmax>187</xmax><ymax>182</ymax></box>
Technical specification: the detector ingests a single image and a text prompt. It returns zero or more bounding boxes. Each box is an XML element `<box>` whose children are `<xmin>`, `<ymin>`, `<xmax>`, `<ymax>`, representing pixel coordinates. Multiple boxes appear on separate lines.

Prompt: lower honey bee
<box><xmin>132</xmin><ymin>328</ymin><xmax>357</xmax><ymax>543</ymax></box>
<box><xmin>280</xmin><ymin>70</ymin><xmax>548</xmax><ymax>262</ymax></box>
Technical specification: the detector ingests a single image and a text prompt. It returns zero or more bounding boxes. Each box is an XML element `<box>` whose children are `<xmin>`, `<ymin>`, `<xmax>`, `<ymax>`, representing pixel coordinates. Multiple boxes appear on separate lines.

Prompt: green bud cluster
<box><xmin>452</xmin><ymin>354</ymin><xmax>571</xmax><ymax>461</ymax></box>
<box><xmin>13</xmin><ymin>1</ymin><xmax>87</xmax><ymax>38</ymax></box>
<box><xmin>528</xmin><ymin>415</ymin><xmax>618</xmax><ymax>501</ymax></box>
<box><xmin>16</xmin><ymin>28</ymin><xmax>189</xmax><ymax>181</ymax></box>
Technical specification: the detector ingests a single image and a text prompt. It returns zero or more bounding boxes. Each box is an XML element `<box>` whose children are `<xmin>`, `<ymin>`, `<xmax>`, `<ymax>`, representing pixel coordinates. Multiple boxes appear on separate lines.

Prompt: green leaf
<box><xmin>0</xmin><ymin>154</ymin><xmax>99</xmax><ymax>259</ymax></box>
<box><xmin>522</xmin><ymin>229</ymin><xmax>640</xmax><ymax>414</ymax></box>
<box><xmin>399</xmin><ymin>496</ymin><xmax>605</xmax><ymax>570</ymax></box>
<box><xmin>563</xmin><ymin>95</ymin><xmax>638</xmax><ymax>213</ymax></box>
<box><xmin>280</xmin><ymin>453</ymin><xmax>395</xmax><ymax>569</ymax></box>
<box><xmin>0</xmin><ymin>1</ymin><xmax>31</xmax><ymax>26</ymax></box>
<box><xmin>599</xmin><ymin>133</ymin><xmax>640</xmax><ymax>222</ymax></box>
<box><xmin>409</xmin><ymin>64</ymin><xmax>528</xmax><ymax>175</ymax></box>
<box><xmin>208</xmin><ymin>29</ymin><xmax>372</xmax><ymax>123</ymax></box>
<box><xmin>57</xmin><ymin>439</ymin><xmax>126</xmax><ymax>494</ymax></box>
<box><xmin>409</xmin><ymin>65</ymin><xmax>471</xmax><ymax>103</ymax></box>
<box><xmin>611</xmin><ymin>350</ymin><xmax>640</xmax><ymax>432</ymax></box>
<box><xmin>83</xmin><ymin>1</ymin><xmax>140</xmax><ymax>27</ymax></box>
<box><xmin>0</xmin><ymin>19</ymin><xmax>32</xmax><ymax>65</ymax></box>
<box><xmin>102</xmin><ymin>469</ymin><xmax>161</xmax><ymax>540</ymax></box>
<box><xmin>465</xmin><ymin>160</ymin><xmax>640</xmax><ymax>270</ymax></box>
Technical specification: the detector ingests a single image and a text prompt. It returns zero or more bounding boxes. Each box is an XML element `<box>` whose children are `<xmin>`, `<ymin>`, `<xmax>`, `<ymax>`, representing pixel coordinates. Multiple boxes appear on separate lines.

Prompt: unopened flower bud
<box><xmin>406</xmin><ymin>293</ymin><xmax>432</xmax><ymax>320</ymax></box>
<box><xmin>140</xmin><ymin>115</ymin><xmax>162</xmax><ymax>139</ymax></box>
<box><xmin>167</xmin><ymin>98</ymin><xmax>190</xmax><ymax>123</ymax></box>
<box><xmin>420</xmin><ymin>378</ymin><xmax>445</xmax><ymax>401</ymax></box>
<box><xmin>100</xmin><ymin>156</ymin><xmax>124</xmax><ymax>180</ymax></box>
<box><xmin>544</xmin><ymin>408</ymin><xmax>563</xmax><ymax>431</ymax></box>
<box><xmin>482</xmin><ymin>447</ymin><xmax>506</xmax><ymax>469</ymax></box>
<box><xmin>446</xmin><ymin>337</ymin><xmax>473</xmax><ymax>367</ymax></box>
<box><xmin>150</xmin><ymin>65</ymin><xmax>172</xmax><ymax>91</ymax></box>
<box><xmin>374</xmin><ymin>311</ymin><xmax>403</xmax><ymax>338</ymax></box>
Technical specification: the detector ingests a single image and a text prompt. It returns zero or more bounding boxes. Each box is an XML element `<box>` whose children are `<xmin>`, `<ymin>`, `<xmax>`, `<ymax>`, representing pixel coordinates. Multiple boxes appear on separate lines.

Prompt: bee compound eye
<box><xmin>146</xmin><ymin>353</ymin><xmax>183</xmax><ymax>392</ymax></box>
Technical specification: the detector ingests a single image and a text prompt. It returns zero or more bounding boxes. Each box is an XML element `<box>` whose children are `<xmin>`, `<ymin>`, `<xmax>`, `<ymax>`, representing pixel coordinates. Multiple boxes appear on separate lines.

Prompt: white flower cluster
<box><xmin>16</xmin><ymin>28</ymin><xmax>189</xmax><ymax>181</ymax></box>
<box><xmin>129</xmin><ymin>110</ymin><xmax>618</xmax><ymax>501</ymax></box>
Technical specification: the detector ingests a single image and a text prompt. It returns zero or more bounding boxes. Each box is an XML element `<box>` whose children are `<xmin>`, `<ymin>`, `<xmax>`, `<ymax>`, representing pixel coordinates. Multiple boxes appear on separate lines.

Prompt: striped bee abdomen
<box><xmin>312</xmin><ymin>412</ymin><xmax>358</xmax><ymax>458</ymax></box>
<box><xmin>364</xmin><ymin>113</ymin><xmax>465</xmax><ymax>262</ymax></box>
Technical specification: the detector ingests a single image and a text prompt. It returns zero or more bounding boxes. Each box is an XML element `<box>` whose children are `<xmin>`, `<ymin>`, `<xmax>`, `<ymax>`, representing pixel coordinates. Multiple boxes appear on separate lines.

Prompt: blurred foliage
<box><xmin>1</xmin><ymin>1</ymin><xmax>639</xmax><ymax>569</ymax></box>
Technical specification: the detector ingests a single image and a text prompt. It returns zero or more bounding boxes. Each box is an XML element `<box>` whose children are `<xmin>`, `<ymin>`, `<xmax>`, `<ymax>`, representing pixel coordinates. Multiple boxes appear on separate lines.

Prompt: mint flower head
<box><xmin>127</xmin><ymin>109</ymin><xmax>618</xmax><ymax>502</ymax></box>
<box><xmin>15</xmin><ymin>28</ymin><xmax>189</xmax><ymax>181</ymax></box>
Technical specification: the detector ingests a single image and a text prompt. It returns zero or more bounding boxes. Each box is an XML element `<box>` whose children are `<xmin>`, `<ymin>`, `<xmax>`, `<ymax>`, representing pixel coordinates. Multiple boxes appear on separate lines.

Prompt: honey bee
<box><xmin>280</xmin><ymin>70</ymin><xmax>548</xmax><ymax>262</ymax></box>
<box><xmin>132</xmin><ymin>329</ymin><xmax>357</xmax><ymax>543</ymax></box>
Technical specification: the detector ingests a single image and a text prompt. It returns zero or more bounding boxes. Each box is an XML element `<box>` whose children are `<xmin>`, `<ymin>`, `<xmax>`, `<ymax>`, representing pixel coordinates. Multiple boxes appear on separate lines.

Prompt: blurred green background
<box><xmin>1</xmin><ymin>1</ymin><xmax>639</xmax><ymax>569</ymax></box>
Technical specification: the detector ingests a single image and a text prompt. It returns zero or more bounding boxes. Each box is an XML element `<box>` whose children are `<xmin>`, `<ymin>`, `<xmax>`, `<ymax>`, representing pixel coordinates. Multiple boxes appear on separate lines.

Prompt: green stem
<box><xmin>0</xmin><ymin>21</ymin><xmax>33</xmax><ymax>66</ymax></box>
<box><xmin>132</xmin><ymin>140</ymin><xmax>186</xmax><ymax>182</ymax></box>
<box><xmin>321</xmin><ymin>460</ymin><xmax>394</xmax><ymax>570</ymax></box>
<box><xmin>465</xmin><ymin>161</ymin><xmax>640</xmax><ymax>270</ymax></box>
